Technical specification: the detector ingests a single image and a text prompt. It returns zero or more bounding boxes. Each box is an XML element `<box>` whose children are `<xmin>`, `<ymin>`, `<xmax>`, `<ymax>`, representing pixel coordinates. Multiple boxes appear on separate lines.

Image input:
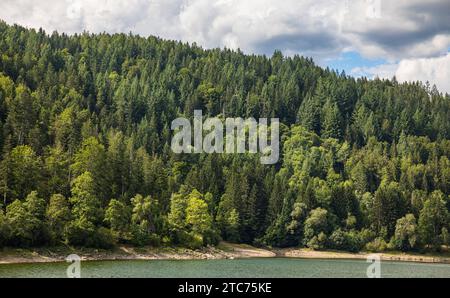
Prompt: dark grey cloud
<box><xmin>254</xmin><ymin>31</ymin><xmax>344</xmax><ymax>57</ymax></box>
<box><xmin>348</xmin><ymin>0</ymin><xmax>450</xmax><ymax>56</ymax></box>
<box><xmin>0</xmin><ymin>0</ymin><xmax>448</xmax><ymax>62</ymax></box>
<box><xmin>356</xmin><ymin>26</ymin><xmax>449</xmax><ymax>51</ymax></box>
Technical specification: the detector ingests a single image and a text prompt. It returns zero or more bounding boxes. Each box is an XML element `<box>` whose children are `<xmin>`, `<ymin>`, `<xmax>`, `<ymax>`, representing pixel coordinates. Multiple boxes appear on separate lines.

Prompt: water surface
<box><xmin>0</xmin><ymin>258</ymin><xmax>449</xmax><ymax>278</ymax></box>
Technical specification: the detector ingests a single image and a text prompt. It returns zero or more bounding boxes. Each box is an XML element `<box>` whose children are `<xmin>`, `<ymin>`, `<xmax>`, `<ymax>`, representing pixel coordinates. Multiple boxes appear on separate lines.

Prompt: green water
<box><xmin>0</xmin><ymin>258</ymin><xmax>449</xmax><ymax>278</ymax></box>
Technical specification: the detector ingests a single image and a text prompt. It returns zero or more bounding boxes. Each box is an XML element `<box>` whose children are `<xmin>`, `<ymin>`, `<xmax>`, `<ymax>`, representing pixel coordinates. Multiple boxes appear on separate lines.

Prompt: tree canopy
<box><xmin>0</xmin><ymin>21</ymin><xmax>448</xmax><ymax>252</ymax></box>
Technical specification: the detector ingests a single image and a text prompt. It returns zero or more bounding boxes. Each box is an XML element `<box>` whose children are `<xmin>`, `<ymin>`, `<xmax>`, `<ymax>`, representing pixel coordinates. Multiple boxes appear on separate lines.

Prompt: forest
<box><xmin>0</xmin><ymin>21</ymin><xmax>448</xmax><ymax>253</ymax></box>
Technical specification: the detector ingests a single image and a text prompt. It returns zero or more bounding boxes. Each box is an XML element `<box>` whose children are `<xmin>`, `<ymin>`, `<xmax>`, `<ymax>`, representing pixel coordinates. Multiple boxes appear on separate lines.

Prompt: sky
<box><xmin>0</xmin><ymin>0</ymin><xmax>449</xmax><ymax>93</ymax></box>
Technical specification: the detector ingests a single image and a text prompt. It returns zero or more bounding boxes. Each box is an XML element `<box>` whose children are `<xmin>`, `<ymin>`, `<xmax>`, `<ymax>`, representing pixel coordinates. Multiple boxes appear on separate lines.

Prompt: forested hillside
<box><xmin>0</xmin><ymin>21</ymin><xmax>449</xmax><ymax>252</ymax></box>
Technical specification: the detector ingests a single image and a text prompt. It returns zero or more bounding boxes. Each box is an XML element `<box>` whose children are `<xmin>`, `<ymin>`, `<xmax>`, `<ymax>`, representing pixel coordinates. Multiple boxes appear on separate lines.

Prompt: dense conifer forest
<box><xmin>0</xmin><ymin>21</ymin><xmax>448</xmax><ymax>252</ymax></box>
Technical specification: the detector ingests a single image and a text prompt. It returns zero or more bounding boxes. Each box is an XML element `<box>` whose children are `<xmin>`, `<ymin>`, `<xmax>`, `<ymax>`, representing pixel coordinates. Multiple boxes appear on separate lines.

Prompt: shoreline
<box><xmin>0</xmin><ymin>243</ymin><xmax>276</xmax><ymax>265</ymax></box>
<box><xmin>277</xmin><ymin>248</ymin><xmax>450</xmax><ymax>265</ymax></box>
<box><xmin>1</xmin><ymin>242</ymin><xmax>449</xmax><ymax>265</ymax></box>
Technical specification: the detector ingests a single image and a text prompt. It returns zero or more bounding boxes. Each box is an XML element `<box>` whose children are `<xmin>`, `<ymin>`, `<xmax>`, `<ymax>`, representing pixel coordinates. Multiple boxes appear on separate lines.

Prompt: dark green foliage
<box><xmin>329</xmin><ymin>229</ymin><xmax>364</xmax><ymax>252</ymax></box>
<box><xmin>105</xmin><ymin>199</ymin><xmax>131</xmax><ymax>242</ymax></box>
<box><xmin>0</xmin><ymin>22</ymin><xmax>448</xmax><ymax>251</ymax></box>
<box><xmin>0</xmin><ymin>209</ymin><xmax>9</xmax><ymax>246</ymax></box>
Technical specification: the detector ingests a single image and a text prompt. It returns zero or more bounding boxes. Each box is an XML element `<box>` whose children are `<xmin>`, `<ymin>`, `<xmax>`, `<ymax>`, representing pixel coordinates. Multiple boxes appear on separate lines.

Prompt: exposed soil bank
<box><xmin>0</xmin><ymin>242</ymin><xmax>275</xmax><ymax>264</ymax></box>
<box><xmin>1</xmin><ymin>242</ymin><xmax>449</xmax><ymax>265</ymax></box>
<box><xmin>277</xmin><ymin>248</ymin><xmax>450</xmax><ymax>264</ymax></box>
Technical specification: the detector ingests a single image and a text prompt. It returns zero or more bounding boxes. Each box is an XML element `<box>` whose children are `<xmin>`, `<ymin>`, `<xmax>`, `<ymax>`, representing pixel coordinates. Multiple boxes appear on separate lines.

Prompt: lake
<box><xmin>0</xmin><ymin>258</ymin><xmax>449</xmax><ymax>278</ymax></box>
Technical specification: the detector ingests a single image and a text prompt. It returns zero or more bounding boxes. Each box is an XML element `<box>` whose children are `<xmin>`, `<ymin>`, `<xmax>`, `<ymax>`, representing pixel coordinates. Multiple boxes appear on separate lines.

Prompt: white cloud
<box><xmin>0</xmin><ymin>0</ymin><xmax>449</xmax><ymax>87</ymax></box>
<box><xmin>396</xmin><ymin>53</ymin><xmax>450</xmax><ymax>94</ymax></box>
<box><xmin>351</xmin><ymin>53</ymin><xmax>450</xmax><ymax>94</ymax></box>
<box><xmin>351</xmin><ymin>63</ymin><xmax>398</xmax><ymax>79</ymax></box>
<box><xmin>1</xmin><ymin>0</ymin><xmax>449</xmax><ymax>60</ymax></box>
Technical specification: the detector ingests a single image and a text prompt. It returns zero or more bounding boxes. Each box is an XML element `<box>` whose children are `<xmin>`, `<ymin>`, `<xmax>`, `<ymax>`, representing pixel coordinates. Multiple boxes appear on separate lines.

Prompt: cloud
<box><xmin>396</xmin><ymin>53</ymin><xmax>450</xmax><ymax>94</ymax></box>
<box><xmin>341</xmin><ymin>0</ymin><xmax>450</xmax><ymax>60</ymax></box>
<box><xmin>1</xmin><ymin>0</ymin><xmax>449</xmax><ymax>60</ymax></box>
<box><xmin>351</xmin><ymin>53</ymin><xmax>450</xmax><ymax>94</ymax></box>
<box><xmin>0</xmin><ymin>0</ymin><xmax>449</xmax><ymax>88</ymax></box>
<box><xmin>351</xmin><ymin>63</ymin><xmax>398</xmax><ymax>79</ymax></box>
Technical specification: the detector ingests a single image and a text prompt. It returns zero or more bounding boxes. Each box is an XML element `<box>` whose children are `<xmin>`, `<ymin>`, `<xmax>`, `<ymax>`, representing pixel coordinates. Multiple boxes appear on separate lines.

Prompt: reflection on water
<box><xmin>0</xmin><ymin>258</ymin><xmax>449</xmax><ymax>278</ymax></box>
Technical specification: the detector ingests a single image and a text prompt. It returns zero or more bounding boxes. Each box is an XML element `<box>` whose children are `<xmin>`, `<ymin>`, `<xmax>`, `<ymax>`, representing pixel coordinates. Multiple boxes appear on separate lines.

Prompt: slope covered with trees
<box><xmin>0</xmin><ymin>21</ymin><xmax>449</xmax><ymax>252</ymax></box>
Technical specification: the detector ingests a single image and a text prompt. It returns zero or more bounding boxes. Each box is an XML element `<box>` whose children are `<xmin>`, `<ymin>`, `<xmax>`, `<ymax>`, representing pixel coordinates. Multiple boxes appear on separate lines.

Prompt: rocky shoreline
<box><xmin>279</xmin><ymin>248</ymin><xmax>450</xmax><ymax>264</ymax></box>
<box><xmin>0</xmin><ymin>242</ymin><xmax>449</xmax><ymax>265</ymax></box>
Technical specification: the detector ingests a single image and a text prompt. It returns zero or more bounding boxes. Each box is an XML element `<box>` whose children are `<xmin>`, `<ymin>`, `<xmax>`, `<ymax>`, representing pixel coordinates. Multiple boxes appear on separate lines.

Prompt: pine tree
<box><xmin>322</xmin><ymin>100</ymin><xmax>342</xmax><ymax>139</ymax></box>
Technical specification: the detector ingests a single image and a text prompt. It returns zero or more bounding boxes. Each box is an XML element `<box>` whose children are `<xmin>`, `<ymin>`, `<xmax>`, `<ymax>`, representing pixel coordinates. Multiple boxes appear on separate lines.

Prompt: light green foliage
<box><xmin>322</xmin><ymin>100</ymin><xmax>342</xmax><ymax>139</ymax></box>
<box><xmin>418</xmin><ymin>191</ymin><xmax>449</xmax><ymax>250</ymax></box>
<box><xmin>66</xmin><ymin>172</ymin><xmax>111</xmax><ymax>248</ymax></box>
<box><xmin>5</xmin><ymin>200</ymin><xmax>32</xmax><ymax>246</ymax></box>
<box><xmin>1</xmin><ymin>146</ymin><xmax>42</xmax><ymax>201</ymax></box>
<box><xmin>53</xmin><ymin>107</ymin><xmax>81</xmax><ymax>152</ymax></box>
<box><xmin>129</xmin><ymin>194</ymin><xmax>164</xmax><ymax>246</ymax></box>
<box><xmin>71</xmin><ymin>137</ymin><xmax>110</xmax><ymax>200</ymax></box>
<box><xmin>131</xmin><ymin>194</ymin><xmax>163</xmax><ymax>233</ymax></box>
<box><xmin>168</xmin><ymin>189</ymin><xmax>218</xmax><ymax>246</ymax></box>
<box><xmin>304</xmin><ymin>208</ymin><xmax>329</xmax><ymax>249</ymax></box>
<box><xmin>25</xmin><ymin>191</ymin><xmax>46</xmax><ymax>220</ymax></box>
<box><xmin>45</xmin><ymin>146</ymin><xmax>71</xmax><ymax>196</ymax></box>
<box><xmin>70</xmin><ymin>172</ymin><xmax>102</xmax><ymax>225</ymax></box>
<box><xmin>46</xmin><ymin>194</ymin><xmax>71</xmax><ymax>243</ymax></box>
<box><xmin>365</xmin><ymin>237</ymin><xmax>388</xmax><ymax>252</ymax></box>
<box><xmin>167</xmin><ymin>192</ymin><xmax>188</xmax><ymax>230</ymax></box>
<box><xmin>286</xmin><ymin>202</ymin><xmax>308</xmax><ymax>236</ymax></box>
<box><xmin>5</xmin><ymin>192</ymin><xmax>47</xmax><ymax>246</ymax></box>
<box><xmin>186</xmin><ymin>195</ymin><xmax>212</xmax><ymax>234</ymax></box>
<box><xmin>394</xmin><ymin>214</ymin><xmax>418</xmax><ymax>251</ymax></box>
<box><xmin>105</xmin><ymin>199</ymin><xmax>131</xmax><ymax>241</ymax></box>
<box><xmin>329</xmin><ymin>229</ymin><xmax>362</xmax><ymax>252</ymax></box>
